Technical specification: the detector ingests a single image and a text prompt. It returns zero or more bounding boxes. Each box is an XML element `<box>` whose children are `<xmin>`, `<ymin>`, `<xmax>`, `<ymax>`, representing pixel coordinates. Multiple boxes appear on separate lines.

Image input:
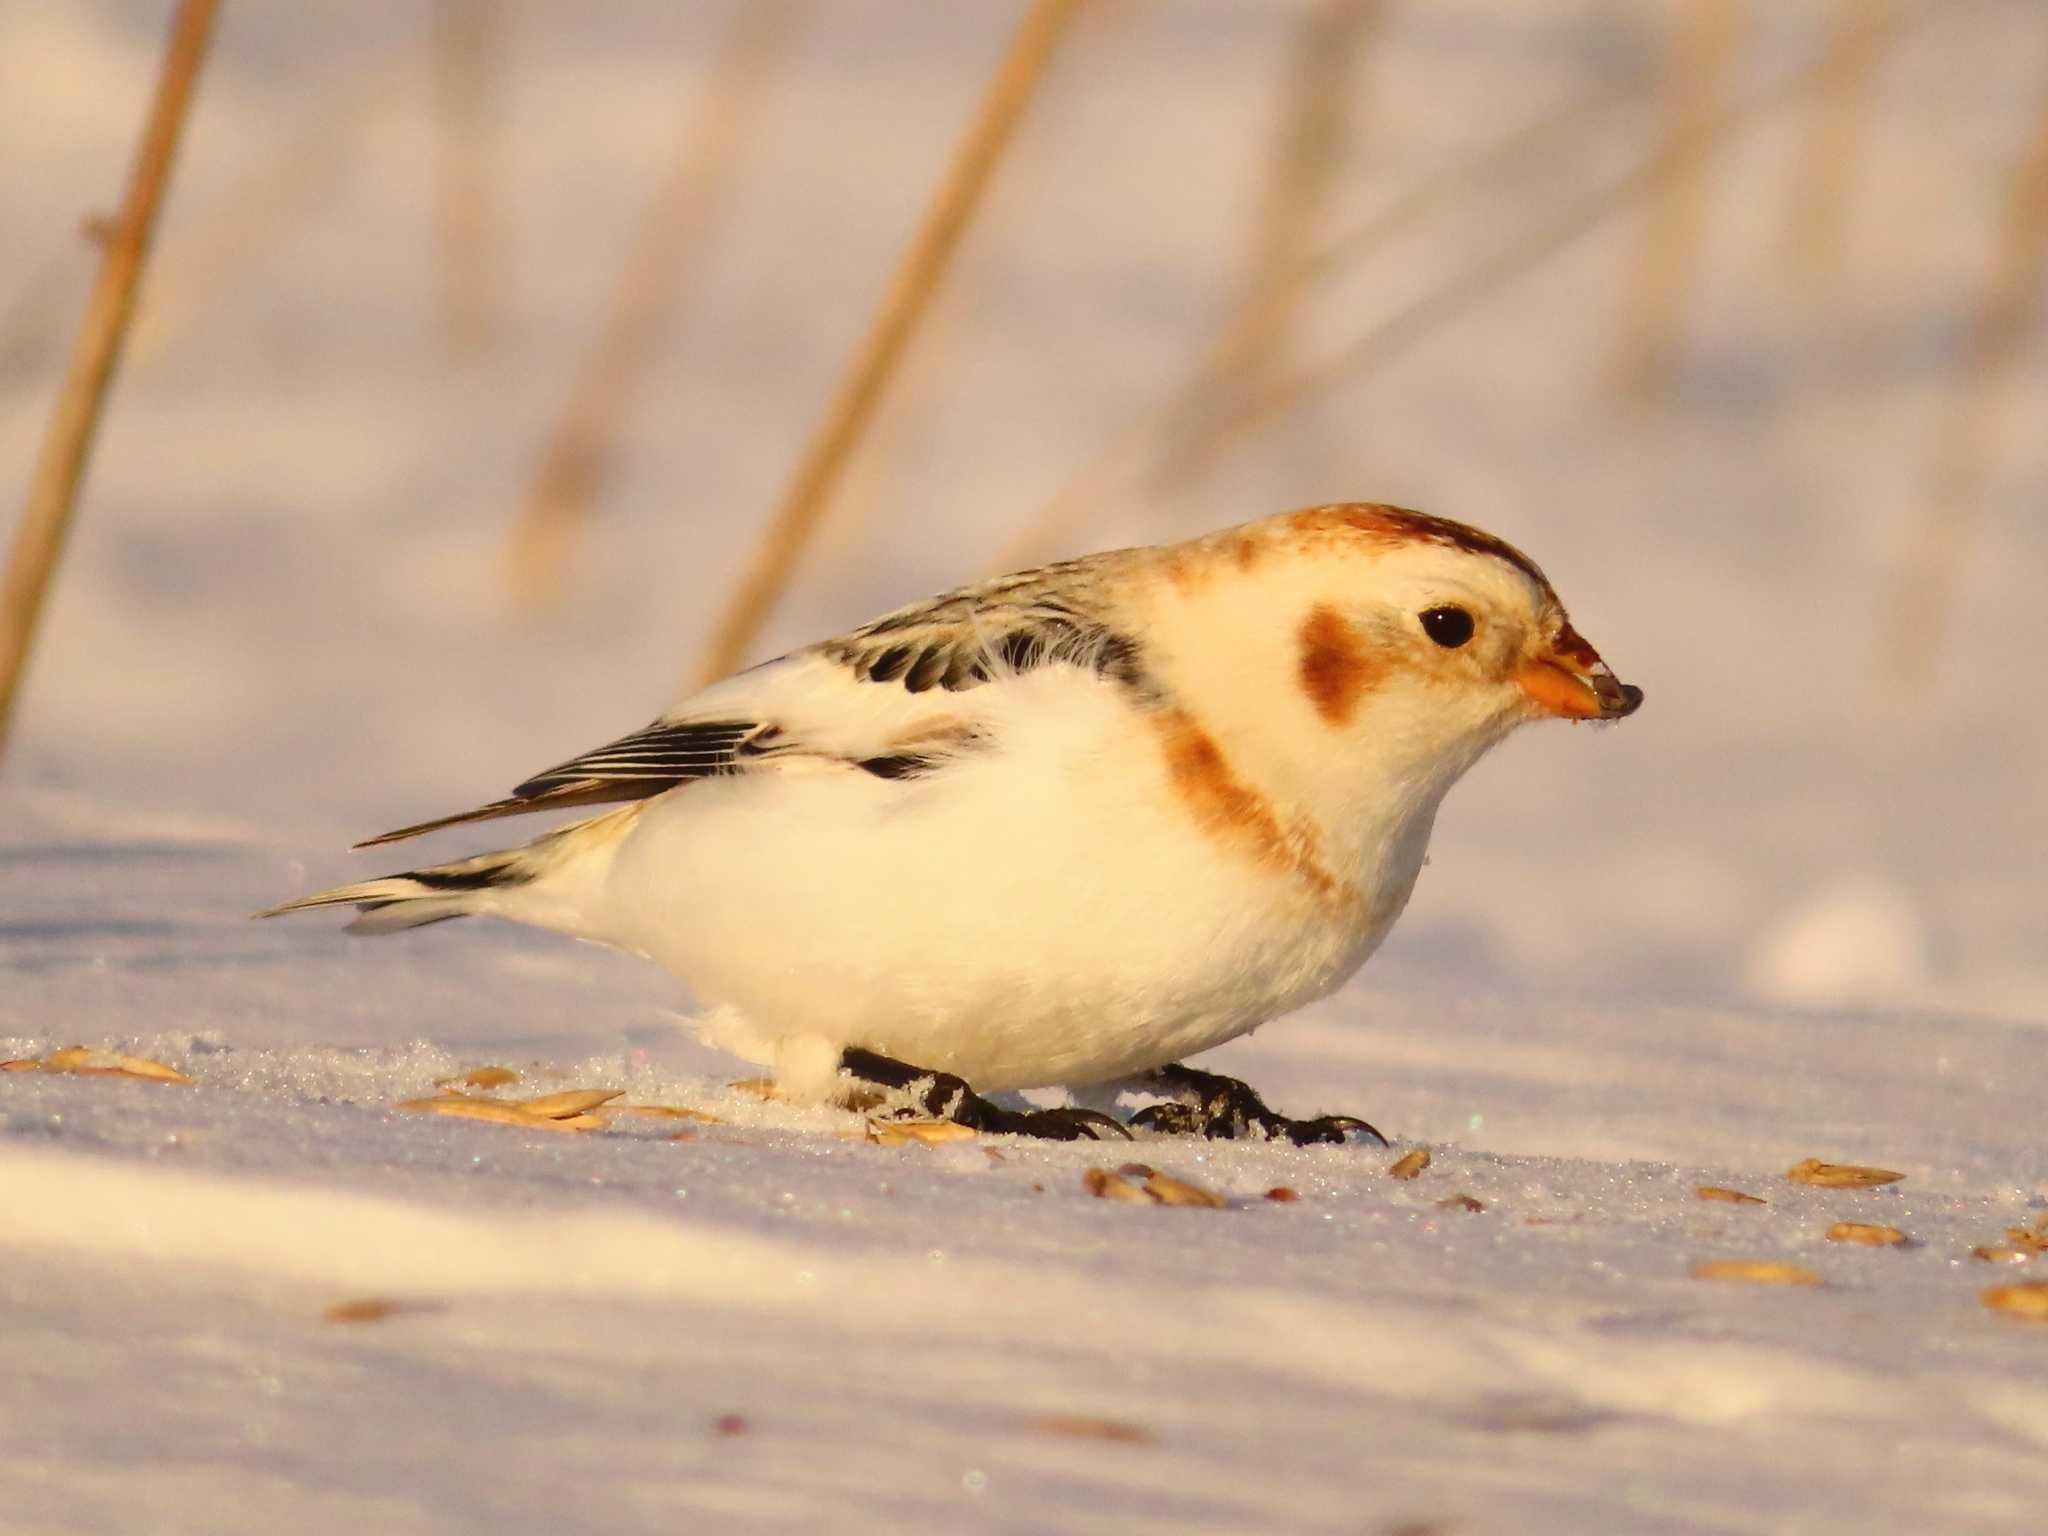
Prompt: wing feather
<box><xmin>358</xmin><ymin>549</ymin><xmax>1156</xmax><ymax>848</ymax></box>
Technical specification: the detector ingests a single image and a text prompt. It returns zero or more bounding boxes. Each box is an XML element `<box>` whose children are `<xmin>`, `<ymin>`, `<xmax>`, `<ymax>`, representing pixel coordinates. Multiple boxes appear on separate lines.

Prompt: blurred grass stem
<box><xmin>1609</xmin><ymin>0</ymin><xmax>1746</xmax><ymax>408</ymax></box>
<box><xmin>1886</xmin><ymin>57</ymin><xmax>2048</xmax><ymax>690</ymax></box>
<box><xmin>434</xmin><ymin>0</ymin><xmax>504</xmax><ymax>358</ymax></box>
<box><xmin>1158</xmin><ymin>0</ymin><xmax>1380</xmax><ymax>487</ymax></box>
<box><xmin>0</xmin><ymin>0</ymin><xmax>218</xmax><ymax>762</ymax></box>
<box><xmin>697</xmin><ymin>0</ymin><xmax>1083</xmax><ymax>683</ymax></box>
<box><xmin>507</xmin><ymin>0</ymin><xmax>806</xmax><ymax>609</ymax></box>
<box><xmin>1782</xmin><ymin>0</ymin><xmax>1887</xmax><ymax>292</ymax></box>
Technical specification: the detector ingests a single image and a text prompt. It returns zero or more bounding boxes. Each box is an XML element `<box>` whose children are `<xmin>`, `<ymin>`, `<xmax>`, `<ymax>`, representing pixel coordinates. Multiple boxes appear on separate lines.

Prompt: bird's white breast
<box><xmin>597</xmin><ymin>666</ymin><xmax>1435</xmax><ymax>1092</ymax></box>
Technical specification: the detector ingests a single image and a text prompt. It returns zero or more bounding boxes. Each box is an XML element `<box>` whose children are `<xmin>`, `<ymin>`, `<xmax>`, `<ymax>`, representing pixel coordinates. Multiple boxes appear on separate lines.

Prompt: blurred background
<box><xmin>3</xmin><ymin>0</ymin><xmax>2044</xmax><ymax>1027</ymax></box>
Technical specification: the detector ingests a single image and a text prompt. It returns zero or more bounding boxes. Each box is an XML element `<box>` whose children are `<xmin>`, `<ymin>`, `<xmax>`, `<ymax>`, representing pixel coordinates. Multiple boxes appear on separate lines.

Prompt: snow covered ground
<box><xmin>4</xmin><ymin>2</ymin><xmax>2047</xmax><ymax>1531</ymax></box>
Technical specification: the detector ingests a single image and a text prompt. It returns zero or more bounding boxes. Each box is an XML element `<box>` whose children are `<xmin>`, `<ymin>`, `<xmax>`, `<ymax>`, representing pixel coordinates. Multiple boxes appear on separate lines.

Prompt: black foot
<box><xmin>1128</xmin><ymin>1063</ymin><xmax>1387</xmax><ymax>1147</ymax></box>
<box><xmin>839</xmin><ymin>1047</ymin><xmax>1131</xmax><ymax>1142</ymax></box>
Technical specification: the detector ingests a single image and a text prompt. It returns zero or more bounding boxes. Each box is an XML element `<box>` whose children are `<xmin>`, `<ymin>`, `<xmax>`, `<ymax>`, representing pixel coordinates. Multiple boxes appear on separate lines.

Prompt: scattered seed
<box><xmin>1083</xmin><ymin>1167</ymin><xmax>1151</xmax><ymax>1203</ymax></box>
<box><xmin>868</xmin><ymin>1120</ymin><xmax>978</xmax><ymax>1147</ymax></box>
<box><xmin>1696</xmin><ymin>1186</ymin><xmax>1767</xmax><ymax>1205</ymax></box>
<box><xmin>1116</xmin><ymin>1162</ymin><xmax>1156</xmax><ymax>1179</ymax></box>
<box><xmin>1</xmin><ymin>1059</ymin><xmax>42</xmax><ymax>1072</ymax></box>
<box><xmin>36</xmin><ymin>1047</ymin><xmax>192</xmax><ymax>1083</ymax></box>
<box><xmin>1024</xmin><ymin>1413</ymin><xmax>1155</xmax><ymax>1446</ymax></box>
<box><xmin>1388</xmin><ymin>1148</ymin><xmax>1431</xmax><ymax>1181</ymax></box>
<box><xmin>1690</xmin><ymin>1259</ymin><xmax>1823</xmax><ymax>1286</ymax></box>
<box><xmin>669</xmin><ymin>1130</ymin><xmax>698</xmax><ymax>1143</ymax></box>
<box><xmin>982</xmin><ymin>1147</ymin><xmax>1007</xmax><ymax>1165</ymax></box>
<box><xmin>324</xmin><ymin>1297</ymin><xmax>437</xmax><ymax>1325</ymax></box>
<box><xmin>1981</xmin><ymin>1282</ymin><xmax>2048</xmax><ymax>1320</ymax></box>
<box><xmin>1825</xmin><ymin>1222</ymin><xmax>1909</xmax><ymax>1246</ymax></box>
<box><xmin>516</xmin><ymin>1088</ymin><xmax>622</xmax><ymax>1119</ymax></box>
<box><xmin>1142</xmin><ymin>1170</ymin><xmax>1227</xmax><ymax>1209</ymax></box>
<box><xmin>396</xmin><ymin>1097</ymin><xmax>581</xmax><ymax>1131</ymax></box>
<box><xmin>612</xmin><ymin>1103</ymin><xmax>724</xmax><ymax>1124</ymax></box>
<box><xmin>1972</xmin><ymin>1246</ymin><xmax>2031</xmax><ymax>1264</ymax></box>
<box><xmin>2003</xmin><ymin>1227</ymin><xmax>2048</xmax><ymax>1253</ymax></box>
<box><xmin>1436</xmin><ymin>1193</ymin><xmax>1485</xmax><ymax>1213</ymax></box>
<box><xmin>1786</xmin><ymin>1158</ymin><xmax>1904</xmax><ymax>1188</ymax></box>
<box><xmin>1265</xmin><ymin>1187</ymin><xmax>1300</xmax><ymax>1203</ymax></box>
<box><xmin>728</xmin><ymin>1077</ymin><xmax>778</xmax><ymax>1100</ymax></box>
<box><xmin>439</xmin><ymin>1065</ymin><xmax>519</xmax><ymax>1089</ymax></box>
<box><xmin>713</xmin><ymin>1413</ymin><xmax>749</xmax><ymax>1436</ymax></box>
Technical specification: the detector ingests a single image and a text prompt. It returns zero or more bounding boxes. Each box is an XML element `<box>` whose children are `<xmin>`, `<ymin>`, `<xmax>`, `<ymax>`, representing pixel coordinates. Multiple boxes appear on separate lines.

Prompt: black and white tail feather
<box><xmin>255</xmin><ymin>807</ymin><xmax>634</xmax><ymax>934</ymax></box>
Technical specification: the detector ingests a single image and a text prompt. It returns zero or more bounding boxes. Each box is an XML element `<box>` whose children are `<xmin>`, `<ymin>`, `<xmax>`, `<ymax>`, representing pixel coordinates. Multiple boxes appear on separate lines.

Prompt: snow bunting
<box><xmin>263</xmin><ymin>504</ymin><xmax>1641</xmax><ymax>1142</ymax></box>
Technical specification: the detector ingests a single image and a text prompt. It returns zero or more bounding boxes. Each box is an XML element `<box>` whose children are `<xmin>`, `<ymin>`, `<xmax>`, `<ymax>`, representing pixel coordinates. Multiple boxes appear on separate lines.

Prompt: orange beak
<box><xmin>1514</xmin><ymin>632</ymin><xmax>1643</xmax><ymax>721</ymax></box>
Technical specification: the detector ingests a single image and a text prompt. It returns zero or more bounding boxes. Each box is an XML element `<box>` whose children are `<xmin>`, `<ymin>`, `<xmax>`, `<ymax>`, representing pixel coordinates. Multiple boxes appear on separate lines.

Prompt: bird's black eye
<box><xmin>1419</xmin><ymin>605</ymin><xmax>1474</xmax><ymax>649</ymax></box>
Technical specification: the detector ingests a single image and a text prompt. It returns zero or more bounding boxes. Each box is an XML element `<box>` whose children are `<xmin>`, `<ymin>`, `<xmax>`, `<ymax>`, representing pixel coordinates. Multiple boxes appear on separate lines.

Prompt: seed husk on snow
<box><xmin>1387</xmin><ymin>1149</ymin><xmax>1431</xmax><ymax>1181</ymax></box>
<box><xmin>1786</xmin><ymin>1158</ymin><xmax>1904</xmax><ymax>1188</ymax></box>
<box><xmin>1972</xmin><ymin>1246</ymin><xmax>2032</xmax><ymax>1265</ymax></box>
<box><xmin>437</xmin><ymin>1065</ymin><xmax>520</xmax><ymax>1089</ymax></box>
<box><xmin>867</xmin><ymin>1119</ymin><xmax>979</xmax><ymax>1146</ymax></box>
<box><xmin>324</xmin><ymin>1297</ymin><xmax>437</xmax><ymax>1325</ymax></box>
<box><xmin>1825</xmin><ymin>1222</ymin><xmax>1909</xmax><ymax>1247</ymax></box>
<box><xmin>612</xmin><ymin>1103</ymin><xmax>724</xmax><ymax>1124</ymax></box>
<box><xmin>1141</xmin><ymin>1170</ymin><xmax>1227</xmax><ymax>1209</ymax></box>
<box><xmin>516</xmin><ymin>1088</ymin><xmax>622</xmax><ymax>1119</ymax></box>
<box><xmin>1436</xmin><ymin>1193</ymin><xmax>1485</xmax><ymax>1213</ymax></box>
<box><xmin>1265</xmin><ymin>1187</ymin><xmax>1300</xmax><ymax>1203</ymax></box>
<box><xmin>396</xmin><ymin>1097</ymin><xmax>585</xmax><ymax>1132</ymax></box>
<box><xmin>1082</xmin><ymin>1165</ymin><xmax>1227</xmax><ymax>1208</ymax></box>
<box><xmin>1696</xmin><ymin>1186</ymin><xmax>1767</xmax><ymax>1205</ymax></box>
<box><xmin>1981</xmin><ymin>1282</ymin><xmax>2048</xmax><ymax>1320</ymax></box>
<box><xmin>33</xmin><ymin>1046</ymin><xmax>192</xmax><ymax>1083</ymax></box>
<box><xmin>1083</xmin><ymin>1167</ymin><xmax>1152</xmax><ymax>1203</ymax></box>
<box><xmin>1025</xmin><ymin>1413</ymin><xmax>1156</xmax><ymax>1446</ymax></box>
<box><xmin>1690</xmin><ymin>1259</ymin><xmax>1823</xmax><ymax>1286</ymax></box>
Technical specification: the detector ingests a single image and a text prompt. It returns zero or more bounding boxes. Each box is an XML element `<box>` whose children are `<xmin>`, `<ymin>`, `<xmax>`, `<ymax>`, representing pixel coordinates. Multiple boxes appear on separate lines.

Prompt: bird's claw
<box><xmin>842</xmin><ymin>1046</ymin><xmax>1132</xmax><ymax>1142</ymax></box>
<box><xmin>1129</xmin><ymin>1065</ymin><xmax>1387</xmax><ymax>1146</ymax></box>
<box><xmin>962</xmin><ymin>1104</ymin><xmax>1132</xmax><ymax>1142</ymax></box>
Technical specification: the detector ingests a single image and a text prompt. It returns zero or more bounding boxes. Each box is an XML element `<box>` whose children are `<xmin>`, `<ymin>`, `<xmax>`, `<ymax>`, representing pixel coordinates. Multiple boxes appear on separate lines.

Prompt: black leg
<box><xmin>1128</xmin><ymin>1062</ymin><xmax>1386</xmax><ymax>1146</ymax></box>
<box><xmin>839</xmin><ymin>1047</ymin><xmax>1131</xmax><ymax>1142</ymax></box>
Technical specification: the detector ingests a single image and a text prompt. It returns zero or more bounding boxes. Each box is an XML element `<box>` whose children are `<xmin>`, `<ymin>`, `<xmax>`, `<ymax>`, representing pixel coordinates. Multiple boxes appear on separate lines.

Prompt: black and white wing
<box><xmin>818</xmin><ymin>549</ymin><xmax>1153</xmax><ymax>696</ymax></box>
<box><xmin>358</xmin><ymin>548</ymin><xmax>1156</xmax><ymax>848</ymax></box>
<box><xmin>355</xmin><ymin>717</ymin><xmax>785</xmax><ymax>846</ymax></box>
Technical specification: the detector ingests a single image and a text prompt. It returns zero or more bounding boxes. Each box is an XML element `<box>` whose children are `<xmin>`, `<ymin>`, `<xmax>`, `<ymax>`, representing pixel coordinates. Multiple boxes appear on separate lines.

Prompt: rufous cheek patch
<box><xmin>1154</xmin><ymin>709</ymin><xmax>1344</xmax><ymax>904</ymax></box>
<box><xmin>1296</xmin><ymin>605</ymin><xmax>1379</xmax><ymax>727</ymax></box>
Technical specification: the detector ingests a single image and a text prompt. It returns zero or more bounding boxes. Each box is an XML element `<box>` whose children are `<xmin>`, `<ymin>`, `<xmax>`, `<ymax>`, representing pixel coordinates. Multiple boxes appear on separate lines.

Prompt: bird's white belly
<box><xmin>601</xmin><ymin>697</ymin><xmax>1414</xmax><ymax>1092</ymax></box>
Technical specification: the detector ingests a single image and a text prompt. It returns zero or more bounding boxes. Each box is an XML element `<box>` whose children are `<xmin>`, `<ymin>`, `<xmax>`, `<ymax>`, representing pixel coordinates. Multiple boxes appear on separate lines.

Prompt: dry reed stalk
<box><xmin>991</xmin><ymin>67</ymin><xmax>1655</xmax><ymax>572</ymax></box>
<box><xmin>1782</xmin><ymin>0</ymin><xmax>1888</xmax><ymax>292</ymax></box>
<box><xmin>505</xmin><ymin>0</ymin><xmax>806</xmax><ymax>608</ymax></box>
<box><xmin>0</xmin><ymin>0</ymin><xmax>218</xmax><ymax>762</ymax></box>
<box><xmin>1159</xmin><ymin>0</ymin><xmax>1381</xmax><ymax>487</ymax></box>
<box><xmin>997</xmin><ymin>2</ymin><xmax>1935</xmax><ymax>574</ymax></box>
<box><xmin>128</xmin><ymin>32</ymin><xmax>430</xmax><ymax>369</ymax></box>
<box><xmin>433</xmin><ymin>0</ymin><xmax>504</xmax><ymax>357</ymax></box>
<box><xmin>1608</xmin><ymin>0</ymin><xmax>1747</xmax><ymax>407</ymax></box>
<box><xmin>695</xmin><ymin>0</ymin><xmax>1084</xmax><ymax>684</ymax></box>
<box><xmin>1885</xmin><ymin>61</ymin><xmax>2048</xmax><ymax>691</ymax></box>
<box><xmin>1109</xmin><ymin>0</ymin><xmax>1943</xmax><ymax>502</ymax></box>
<box><xmin>1302</xmin><ymin>70</ymin><xmax>1647</xmax><ymax>291</ymax></box>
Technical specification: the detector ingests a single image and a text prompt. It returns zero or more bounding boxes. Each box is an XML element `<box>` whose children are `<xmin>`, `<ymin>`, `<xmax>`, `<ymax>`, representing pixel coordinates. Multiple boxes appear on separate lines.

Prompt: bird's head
<box><xmin>1161</xmin><ymin>505</ymin><xmax>1642</xmax><ymax>807</ymax></box>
